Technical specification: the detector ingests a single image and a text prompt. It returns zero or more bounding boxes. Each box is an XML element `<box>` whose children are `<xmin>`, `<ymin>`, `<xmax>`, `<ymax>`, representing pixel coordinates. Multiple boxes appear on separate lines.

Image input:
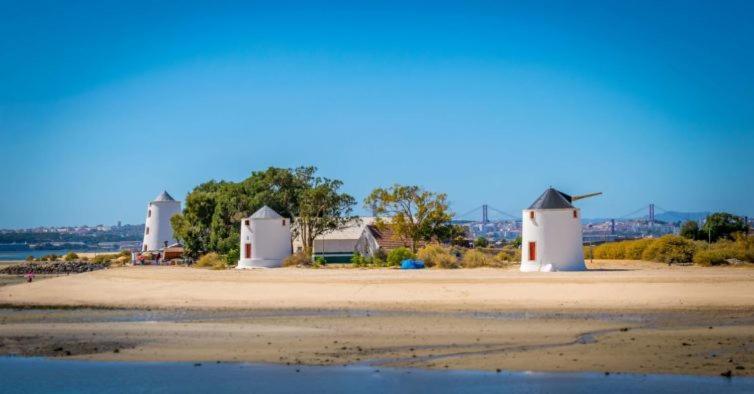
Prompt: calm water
<box><xmin>1</xmin><ymin>357</ymin><xmax>752</xmax><ymax>394</ymax></box>
<box><xmin>0</xmin><ymin>250</ymin><xmax>116</xmax><ymax>261</ymax></box>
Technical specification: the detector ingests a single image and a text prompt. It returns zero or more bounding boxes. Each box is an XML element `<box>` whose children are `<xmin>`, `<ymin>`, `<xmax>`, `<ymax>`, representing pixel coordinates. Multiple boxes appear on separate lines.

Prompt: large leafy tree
<box><xmin>700</xmin><ymin>212</ymin><xmax>747</xmax><ymax>242</ymax></box>
<box><xmin>679</xmin><ymin>220</ymin><xmax>700</xmax><ymax>240</ymax></box>
<box><xmin>364</xmin><ymin>184</ymin><xmax>453</xmax><ymax>252</ymax></box>
<box><xmin>295</xmin><ymin>169</ymin><xmax>358</xmax><ymax>256</ymax></box>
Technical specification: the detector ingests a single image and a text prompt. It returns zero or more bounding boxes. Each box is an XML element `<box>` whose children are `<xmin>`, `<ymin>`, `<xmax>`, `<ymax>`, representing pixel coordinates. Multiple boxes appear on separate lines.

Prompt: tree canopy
<box><xmin>680</xmin><ymin>220</ymin><xmax>700</xmax><ymax>240</ymax></box>
<box><xmin>364</xmin><ymin>184</ymin><xmax>453</xmax><ymax>252</ymax></box>
<box><xmin>700</xmin><ymin>212</ymin><xmax>747</xmax><ymax>242</ymax></box>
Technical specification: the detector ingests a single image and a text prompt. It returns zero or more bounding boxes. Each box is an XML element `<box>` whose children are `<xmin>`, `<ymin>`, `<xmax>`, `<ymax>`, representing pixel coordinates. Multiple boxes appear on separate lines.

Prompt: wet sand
<box><xmin>0</xmin><ymin>261</ymin><xmax>753</xmax><ymax>376</ymax></box>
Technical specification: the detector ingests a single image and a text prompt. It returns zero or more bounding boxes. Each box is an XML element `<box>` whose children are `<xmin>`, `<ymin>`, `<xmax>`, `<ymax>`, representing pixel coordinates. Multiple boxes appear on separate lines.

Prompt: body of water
<box><xmin>0</xmin><ymin>250</ymin><xmax>118</xmax><ymax>262</ymax></box>
<box><xmin>1</xmin><ymin>357</ymin><xmax>752</xmax><ymax>394</ymax></box>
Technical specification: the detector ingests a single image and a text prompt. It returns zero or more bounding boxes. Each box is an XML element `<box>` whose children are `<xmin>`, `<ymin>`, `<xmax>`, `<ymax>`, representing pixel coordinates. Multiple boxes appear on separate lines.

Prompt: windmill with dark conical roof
<box><xmin>520</xmin><ymin>188</ymin><xmax>601</xmax><ymax>272</ymax></box>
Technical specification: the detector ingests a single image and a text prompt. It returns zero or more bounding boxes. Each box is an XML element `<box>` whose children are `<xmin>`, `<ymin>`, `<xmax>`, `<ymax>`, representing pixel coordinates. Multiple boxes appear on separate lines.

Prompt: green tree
<box><xmin>295</xmin><ymin>168</ymin><xmax>357</xmax><ymax>257</ymax></box>
<box><xmin>364</xmin><ymin>184</ymin><xmax>453</xmax><ymax>252</ymax></box>
<box><xmin>701</xmin><ymin>212</ymin><xmax>747</xmax><ymax>242</ymax></box>
<box><xmin>680</xmin><ymin>220</ymin><xmax>700</xmax><ymax>240</ymax></box>
<box><xmin>474</xmin><ymin>236</ymin><xmax>489</xmax><ymax>248</ymax></box>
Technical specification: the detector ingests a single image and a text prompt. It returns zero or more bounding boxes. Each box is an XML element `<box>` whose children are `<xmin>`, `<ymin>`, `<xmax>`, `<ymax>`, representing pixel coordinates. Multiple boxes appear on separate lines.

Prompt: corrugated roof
<box><xmin>250</xmin><ymin>205</ymin><xmax>283</xmax><ymax>219</ymax></box>
<box><xmin>154</xmin><ymin>191</ymin><xmax>176</xmax><ymax>202</ymax></box>
<box><xmin>315</xmin><ymin>217</ymin><xmax>375</xmax><ymax>240</ymax></box>
<box><xmin>528</xmin><ymin>188</ymin><xmax>574</xmax><ymax>209</ymax></box>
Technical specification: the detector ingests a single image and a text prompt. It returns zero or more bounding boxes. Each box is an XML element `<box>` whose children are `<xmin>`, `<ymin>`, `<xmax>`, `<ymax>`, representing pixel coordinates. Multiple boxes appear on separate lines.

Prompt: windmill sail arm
<box><xmin>571</xmin><ymin>192</ymin><xmax>602</xmax><ymax>201</ymax></box>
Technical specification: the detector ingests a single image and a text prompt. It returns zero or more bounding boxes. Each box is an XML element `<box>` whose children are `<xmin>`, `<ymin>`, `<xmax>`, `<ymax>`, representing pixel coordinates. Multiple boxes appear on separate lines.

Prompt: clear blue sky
<box><xmin>1</xmin><ymin>1</ymin><xmax>753</xmax><ymax>228</ymax></box>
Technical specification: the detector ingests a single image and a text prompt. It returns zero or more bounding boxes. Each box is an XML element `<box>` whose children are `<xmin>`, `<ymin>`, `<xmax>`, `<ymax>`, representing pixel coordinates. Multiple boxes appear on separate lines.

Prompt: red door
<box><xmin>528</xmin><ymin>242</ymin><xmax>536</xmax><ymax>261</ymax></box>
<box><xmin>245</xmin><ymin>243</ymin><xmax>252</xmax><ymax>259</ymax></box>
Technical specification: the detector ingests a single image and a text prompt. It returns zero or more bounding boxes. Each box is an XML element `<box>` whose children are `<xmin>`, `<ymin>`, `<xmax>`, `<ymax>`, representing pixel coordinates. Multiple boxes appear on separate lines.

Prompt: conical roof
<box><xmin>528</xmin><ymin>188</ymin><xmax>574</xmax><ymax>209</ymax></box>
<box><xmin>153</xmin><ymin>190</ymin><xmax>176</xmax><ymax>202</ymax></box>
<box><xmin>250</xmin><ymin>205</ymin><xmax>283</xmax><ymax>219</ymax></box>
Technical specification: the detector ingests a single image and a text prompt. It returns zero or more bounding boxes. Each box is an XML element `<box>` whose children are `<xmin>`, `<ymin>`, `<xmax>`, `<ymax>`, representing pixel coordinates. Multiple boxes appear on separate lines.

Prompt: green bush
<box><xmin>473</xmin><ymin>237</ymin><xmax>489</xmax><ymax>248</ymax></box>
<box><xmin>461</xmin><ymin>249</ymin><xmax>497</xmax><ymax>268</ymax></box>
<box><xmin>417</xmin><ymin>245</ymin><xmax>458</xmax><ymax>268</ymax></box>
<box><xmin>25</xmin><ymin>255</ymin><xmax>34</xmax><ymax>261</ymax></box>
<box><xmin>494</xmin><ymin>247</ymin><xmax>521</xmax><ymax>263</ymax></box>
<box><xmin>314</xmin><ymin>256</ymin><xmax>326</xmax><ymax>266</ymax></box>
<box><xmin>92</xmin><ymin>253</ymin><xmax>119</xmax><ymax>264</ymax></box>
<box><xmin>195</xmin><ymin>252</ymin><xmax>227</xmax><ymax>270</ymax></box>
<box><xmin>386</xmin><ymin>247</ymin><xmax>416</xmax><ymax>267</ymax></box>
<box><xmin>643</xmin><ymin>235</ymin><xmax>696</xmax><ymax>265</ymax></box>
<box><xmin>693</xmin><ymin>250</ymin><xmax>730</xmax><ymax>266</ymax></box>
<box><xmin>63</xmin><ymin>252</ymin><xmax>79</xmax><ymax>262</ymax></box>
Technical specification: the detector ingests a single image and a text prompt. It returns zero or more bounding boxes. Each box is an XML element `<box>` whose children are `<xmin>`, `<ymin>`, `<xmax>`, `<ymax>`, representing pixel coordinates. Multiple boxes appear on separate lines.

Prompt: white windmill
<box><xmin>237</xmin><ymin>206</ymin><xmax>292</xmax><ymax>269</ymax></box>
<box><xmin>520</xmin><ymin>188</ymin><xmax>601</xmax><ymax>272</ymax></box>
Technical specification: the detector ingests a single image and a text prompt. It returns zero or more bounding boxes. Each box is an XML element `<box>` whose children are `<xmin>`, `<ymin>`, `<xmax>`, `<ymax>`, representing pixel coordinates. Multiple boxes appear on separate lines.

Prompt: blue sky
<box><xmin>1</xmin><ymin>1</ymin><xmax>753</xmax><ymax>228</ymax></box>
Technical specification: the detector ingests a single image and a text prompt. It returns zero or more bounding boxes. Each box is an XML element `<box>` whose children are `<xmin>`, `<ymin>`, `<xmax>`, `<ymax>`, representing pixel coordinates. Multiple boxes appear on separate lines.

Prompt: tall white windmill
<box><xmin>520</xmin><ymin>188</ymin><xmax>601</xmax><ymax>272</ymax></box>
<box><xmin>142</xmin><ymin>191</ymin><xmax>181</xmax><ymax>252</ymax></box>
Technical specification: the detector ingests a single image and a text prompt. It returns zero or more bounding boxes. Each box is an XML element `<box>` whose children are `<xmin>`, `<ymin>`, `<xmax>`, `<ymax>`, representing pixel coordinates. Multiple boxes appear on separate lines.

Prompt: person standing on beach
<box><xmin>26</xmin><ymin>270</ymin><xmax>34</xmax><ymax>283</ymax></box>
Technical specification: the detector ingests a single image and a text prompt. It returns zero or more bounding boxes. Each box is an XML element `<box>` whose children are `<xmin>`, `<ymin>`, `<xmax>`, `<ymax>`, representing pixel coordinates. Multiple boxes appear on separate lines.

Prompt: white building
<box><xmin>292</xmin><ymin>218</ymin><xmax>374</xmax><ymax>263</ymax></box>
<box><xmin>520</xmin><ymin>188</ymin><xmax>600</xmax><ymax>272</ymax></box>
<box><xmin>237</xmin><ymin>206</ymin><xmax>292</xmax><ymax>269</ymax></box>
<box><xmin>142</xmin><ymin>191</ymin><xmax>181</xmax><ymax>252</ymax></box>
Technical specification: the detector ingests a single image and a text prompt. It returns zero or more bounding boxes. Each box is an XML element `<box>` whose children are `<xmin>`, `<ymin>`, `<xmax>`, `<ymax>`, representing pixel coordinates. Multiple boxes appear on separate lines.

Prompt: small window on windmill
<box><xmin>282</xmin><ymin>219</ymin><xmax>286</xmax><ymax>226</ymax></box>
<box><xmin>145</xmin><ymin>227</ymin><xmax>149</xmax><ymax>235</ymax></box>
<box><xmin>245</xmin><ymin>220</ymin><xmax>250</xmax><ymax>226</ymax></box>
<box><xmin>529</xmin><ymin>211</ymin><xmax>535</xmax><ymax>220</ymax></box>
<box><xmin>148</xmin><ymin>210</ymin><xmax>151</xmax><ymax>218</ymax></box>
<box><xmin>573</xmin><ymin>210</ymin><xmax>578</xmax><ymax>219</ymax></box>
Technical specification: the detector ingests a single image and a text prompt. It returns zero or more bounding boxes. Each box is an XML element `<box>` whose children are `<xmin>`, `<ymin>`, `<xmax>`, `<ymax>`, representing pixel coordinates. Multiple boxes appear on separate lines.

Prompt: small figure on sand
<box><xmin>26</xmin><ymin>270</ymin><xmax>35</xmax><ymax>283</ymax></box>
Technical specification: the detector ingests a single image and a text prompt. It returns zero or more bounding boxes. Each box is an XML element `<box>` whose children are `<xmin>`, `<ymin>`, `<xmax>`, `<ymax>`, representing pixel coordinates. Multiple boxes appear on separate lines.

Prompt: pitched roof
<box><xmin>154</xmin><ymin>191</ymin><xmax>176</xmax><ymax>202</ymax></box>
<box><xmin>528</xmin><ymin>188</ymin><xmax>574</xmax><ymax>210</ymax></box>
<box><xmin>367</xmin><ymin>225</ymin><xmax>425</xmax><ymax>250</ymax></box>
<box><xmin>250</xmin><ymin>205</ymin><xmax>283</xmax><ymax>219</ymax></box>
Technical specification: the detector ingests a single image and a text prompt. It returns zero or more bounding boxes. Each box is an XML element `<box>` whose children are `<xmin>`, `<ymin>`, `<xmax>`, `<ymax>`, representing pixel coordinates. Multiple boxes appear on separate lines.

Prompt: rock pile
<box><xmin>0</xmin><ymin>261</ymin><xmax>110</xmax><ymax>275</ymax></box>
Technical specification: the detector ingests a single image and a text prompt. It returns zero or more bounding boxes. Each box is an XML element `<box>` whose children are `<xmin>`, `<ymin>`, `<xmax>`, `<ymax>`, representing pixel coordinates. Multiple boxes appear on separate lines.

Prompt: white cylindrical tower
<box><xmin>520</xmin><ymin>188</ymin><xmax>586</xmax><ymax>272</ymax></box>
<box><xmin>142</xmin><ymin>191</ymin><xmax>181</xmax><ymax>252</ymax></box>
<box><xmin>237</xmin><ymin>206</ymin><xmax>292</xmax><ymax>269</ymax></box>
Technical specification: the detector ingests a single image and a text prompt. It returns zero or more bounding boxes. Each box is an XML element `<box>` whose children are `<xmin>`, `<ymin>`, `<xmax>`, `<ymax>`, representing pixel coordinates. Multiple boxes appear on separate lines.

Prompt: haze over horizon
<box><xmin>2</xmin><ymin>1</ymin><xmax>753</xmax><ymax>228</ymax></box>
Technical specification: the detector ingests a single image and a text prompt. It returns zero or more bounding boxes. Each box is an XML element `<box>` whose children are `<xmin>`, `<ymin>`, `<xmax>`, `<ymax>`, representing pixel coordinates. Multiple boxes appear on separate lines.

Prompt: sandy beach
<box><xmin>1</xmin><ymin>261</ymin><xmax>753</xmax><ymax>376</ymax></box>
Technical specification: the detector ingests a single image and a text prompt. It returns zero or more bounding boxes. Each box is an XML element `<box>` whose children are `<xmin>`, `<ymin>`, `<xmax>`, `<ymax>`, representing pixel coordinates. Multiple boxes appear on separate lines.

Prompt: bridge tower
<box><xmin>649</xmin><ymin>204</ymin><xmax>655</xmax><ymax>227</ymax></box>
<box><xmin>482</xmin><ymin>204</ymin><xmax>489</xmax><ymax>224</ymax></box>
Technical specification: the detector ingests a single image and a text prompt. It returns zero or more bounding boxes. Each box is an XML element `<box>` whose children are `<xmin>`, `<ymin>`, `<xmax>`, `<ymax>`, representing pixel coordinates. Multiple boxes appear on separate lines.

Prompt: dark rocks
<box><xmin>721</xmin><ymin>370</ymin><xmax>732</xmax><ymax>378</ymax></box>
<box><xmin>0</xmin><ymin>261</ymin><xmax>109</xmax><ymax>275</ymax></box>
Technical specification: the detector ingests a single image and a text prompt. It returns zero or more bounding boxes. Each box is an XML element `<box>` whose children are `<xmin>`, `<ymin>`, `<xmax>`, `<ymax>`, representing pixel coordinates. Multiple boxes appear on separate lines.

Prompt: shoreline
<box><xmin>1</xmin><ymin>261</ymin><xmax>753</xmax><ymax>377</ymax></box>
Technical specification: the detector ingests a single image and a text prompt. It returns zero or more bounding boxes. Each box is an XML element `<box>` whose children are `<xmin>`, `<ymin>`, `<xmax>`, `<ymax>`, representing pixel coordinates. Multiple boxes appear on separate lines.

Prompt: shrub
<box><xmin>282</xmin><ymin>252</ymin><xmax>313</xmax><ymax>267</ymax></box>
<box><xmin>351</xmin><ymin>252</ymin><xmax>365</xmax><ymax>267</ymax></box>
<box><xmin>63</xmin><ymin>252</ymin><xmax>79</xmax><ymax>262</ymax></box>
<box><xmin>461</xmin><ymin>249</ymin><xmax>497</xmax><ymax>268</ymax></box>
<box><xmin>494</xmin><ymin>247</ymin><xmax>521</xmax><ymax>263</ymax></box>
<box><xmin>386</xmin><ymin>247</ymin><xmax>415</xmax><ymax>267</ymax></box>
<box><xmin>474</xmin><ymin>237</ymin><xmax>489</xmax><ymax>248</ymax></box>
<box><xmin>417</xmin><ymin>245</ymin><xmax>457</xmax><ymax>268</ymax></box>
<box><xmin>693</xmin><ymin>250</ymin><xmax>730</xmax><ymax>266</ymax></box>
<box><xmin>92</xmin><ymin>253</ymin><xmax>119</xmax><ymax>264</ymax></box>
<box><xmin>111</xmin><ymin>255</ymin><xmax>131</xmax><ymax>267</ymax></box>
<box><xmin>25</xmin><ymin>255</ymin><xmax>34</xmax><ymax>261</ymax></box>
<box><xmin>225</xmin><ymin>248</ymin><xmax>240</xmax><ymax>266</ymax></box>
<box><xmin>642</xmin><ymin>235</ymin><xmax>696</xmax><ymax>265</ymax></box>
<box><xmin>313</xmin><ymin>256</ymin><xmax>326</xmax><ymax>267</ymax></box>
<box><xmin>195</xmin><ymin>252</ymin><xmax>227</xmax><ymax>270</ymax></box>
